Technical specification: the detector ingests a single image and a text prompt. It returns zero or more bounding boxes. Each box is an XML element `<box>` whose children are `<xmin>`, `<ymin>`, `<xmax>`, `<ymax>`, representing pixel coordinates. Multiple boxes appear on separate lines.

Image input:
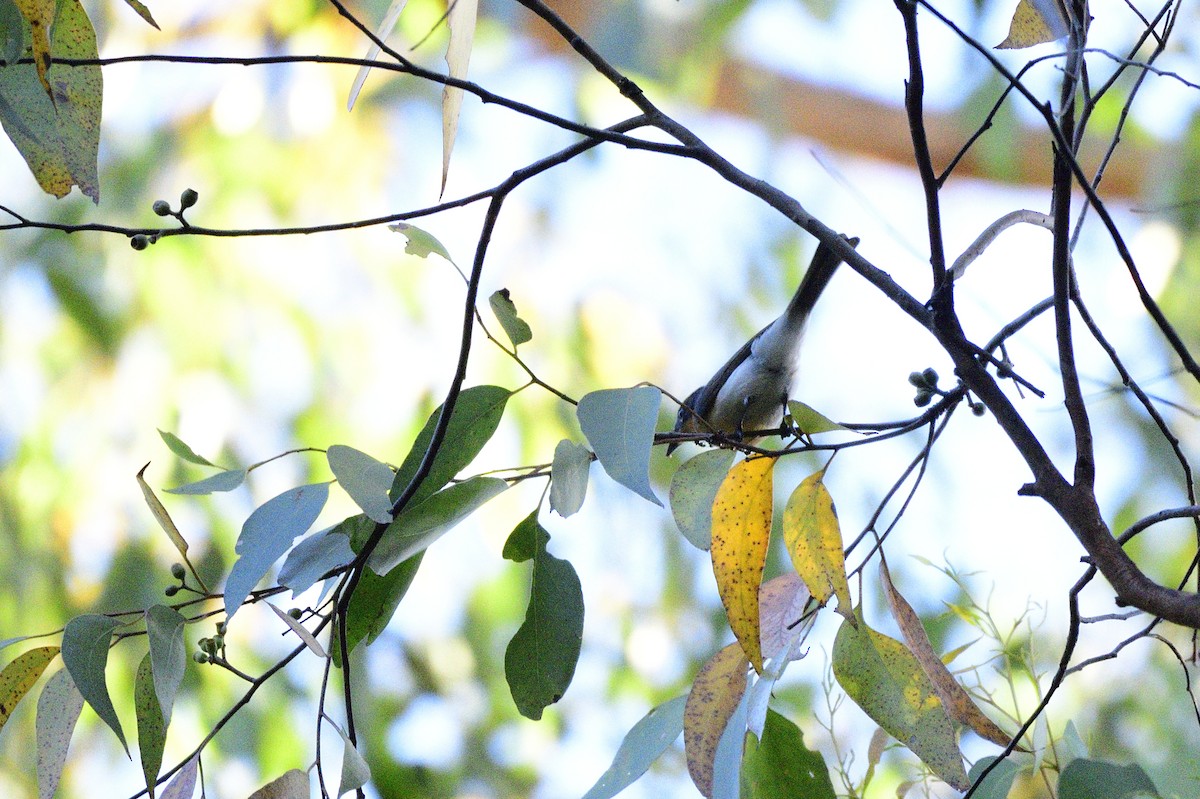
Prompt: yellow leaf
<box><xmin>683</xmin><ymin>643</ymin><xmax>749</xmax><ymax>798</ymax></box>
<box><xmin>0</xmin><ymin>646</ymin><xmax>60</xmax><ymax>733</ymax></box>
<box><xmin>710</xmin><ymin>456</ymin><xmax>774</xmax><ymax>673</ymax></box>
<box><xmin>996</xmin><ymin>0</ymin><xmax>1068</xmax><ymax>49</ymax></box>
<box><xmin>12</xmin><ymin>0</ymin><xmax>55</xmax><ymax>98</ymax></box>
<box><xmin>880</xmin><ymin>561</ymin><xmax>1012</xmax><ymax>747</ymax></box>
<box><xmin>782</xmin><ymin>467</ymin><xmax>853</xmax><ymax>623</ymax></box>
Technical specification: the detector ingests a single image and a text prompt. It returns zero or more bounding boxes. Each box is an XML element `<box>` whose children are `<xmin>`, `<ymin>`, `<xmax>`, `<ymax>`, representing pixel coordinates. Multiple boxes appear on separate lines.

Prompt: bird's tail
<box><xmin>782</xmin><ymin>234</ymin><xmax>860</xmax><ymax>332</ymax></box>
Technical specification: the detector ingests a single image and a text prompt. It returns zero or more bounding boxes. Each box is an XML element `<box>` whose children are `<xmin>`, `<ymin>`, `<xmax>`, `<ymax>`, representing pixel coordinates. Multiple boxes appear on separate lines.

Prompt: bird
<box><xmin>668</xmin><ymin>234</ymin><xmax>859</xmax><ymax>454</ymax></box>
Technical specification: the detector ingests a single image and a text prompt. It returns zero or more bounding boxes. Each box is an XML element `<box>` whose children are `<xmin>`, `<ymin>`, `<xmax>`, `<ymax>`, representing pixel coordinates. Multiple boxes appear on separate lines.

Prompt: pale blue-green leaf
<box><xmin>145</xmin><ymin>605</ymin><xmax>186</xmax><ymax>726</ymax></box>
<box><xmin>36</xmin><ymin>667</ymin><xmax>84</xmax><ymax>799</ymax></box>
<box><xmin>248</xmin><ymin>768</ymin><xmax>309</xmax><ymax>799</ymax></box>
<box><xmin>581</xmin><ymin>695</ymin><xmax>686</xmax><ymax>799</ymax></box>
<box><xmin>576</xmin><ymin>387</ymin><xmax>663</xmax><ymax>507</ymax></box>
<box><xmin>166</xmin><ymin>468</ymin><xmax>246</xmax><ymax>495</ymax></box>
<box><xmin>278</xmin><ymin>529</ymin><xmax>355</xmax><ymax>597</ymax></box>
<box><xmin>61</xmin><ymin>614</ymin><xmax>127</xmax><ymax>754</ymax></box>
<box><xmin>134</xmin><ymin>653</ymin><xmax>165</xmax><ymax>793</ymax></box>
<box><xmin>368</xmin><ymin>476</ymin><xmax>506</xmax><ymax>575</ymax></box>
<box><xmin>160</xmin><ymin>754</ymin><xmax>199</xmax><ymax>799</ymax></box>
<box><xmin>1060</xmin><ymin>719</ymin><xmax>1088</xmax><ymax>765</ymax></box>
<box><xmin>669</xmin><ymin>448</ymin><xmax>734</xmax><ymax>550</ymax></box>
<box><xmin>347</xmin><ymin>0</ymin><xmax>409</xmax><ymax>110</ymax></box>
<box><xmin>488</xmin><ymin>289</ymin><xmax>533</xmax><ymax>347</ymax></box>
<box><xmin>966</xmin><ymin>756</ymin><xmax>1020</xmax><ymax>799</ymax></box>
<box><xmin>712</xmin><ymin>686</ymin><xmax>750</xmax><ymax>799</ymax></box>
<box><xmin>505</xmin><ymin>541</ymin><xmax>584</xmax><ymax>720</ymax></box>
<box><xmin>224</xmin><ymin>483</ymin><xmax>330</xmax><ymax>619</ymax></box>
<box><xmin>267</xmin><ymin>602</ymin><xmax>327</xmax><ymax>658</ymax></box>
<box><xmin>1058</xmin><ymin>758</ymin><xmax>1159</xmax><ymax>799</ymax></box>
<box><xmin>335</xmin><ymin>724</ymin><xmax>372</xmax><ymax>796</ymax></box>
<box><xmin>1</xmin><ymin>635</ymin><xmax>39</xmax><ymax>652</ymax></box>
<box><xmin>549</xmin><ymin>439</ymin><xmax>590</xmax><ymax>517</ymax></box>
<box><xmin>157</xmin><ymin>429</ymin><xmax>215</xmax><ymax>467</ymax></box>
<box><xmin>0</xmin><ymin>0</ymin><xmax>22</xmax><ymax>65</ymax></box>
<box><xmin>440</xmin><ymin>0</ymin><xmax>478</xmax><ymax>195</ymax></box>
<box><xmin>328</xmin><ymin>444</ymin><xmax>394</xmax><ymax>523</ymax></box>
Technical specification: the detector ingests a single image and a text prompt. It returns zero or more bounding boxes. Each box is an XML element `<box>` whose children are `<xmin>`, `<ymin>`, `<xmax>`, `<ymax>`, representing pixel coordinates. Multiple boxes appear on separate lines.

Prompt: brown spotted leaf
<box><xmin>683</xmin><ymin>643</ymin><xmax>749</xmax><ymax>798</ymax></box>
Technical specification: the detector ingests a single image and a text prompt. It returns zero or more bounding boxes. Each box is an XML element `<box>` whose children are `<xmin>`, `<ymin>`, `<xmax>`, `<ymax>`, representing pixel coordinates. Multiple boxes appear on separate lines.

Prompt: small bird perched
<box><xmin>669</xmin><ymin>234</ymin><xmax>859</xmax><ymax>454</ymax></box>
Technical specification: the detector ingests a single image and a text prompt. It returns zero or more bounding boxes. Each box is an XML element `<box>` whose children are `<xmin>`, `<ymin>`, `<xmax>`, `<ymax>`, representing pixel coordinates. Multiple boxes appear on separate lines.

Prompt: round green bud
<box><xmin>913</xmin><ymin>389</ymin><xmax>932</xmax><ymax>408</ymax></box>
<box><xmin>164</xmin><ymin>584</ymin><xmax>180</xmax><ymax>596</ymax></box>
<box><xmin>151</xmin><ymin>200</ymin><xmax>172</xmax><ymax>216</ymax></box>
<box><xmin>972</xmin><ymin>403</ymin><xmax>987</xmax><ymax>417</ymax></box>
<box><xmin>179</xmin><ymin>188</ymin><xmax>199</xmax><ymax>209</ymax></box>
<box><xmin>921</xmin><ymin>367</ymin><xmax>939</xmax><ymax>386</ymax></box>
<box><xmin>170</xmin><ymin>563</ymin><xmax>186</xmax><ymax>579</ymax></box>
<box><xmin>130</xmin><ymin>234</ymin><xmax>149</xmax><ymax>251</ymax></box>
<box><xmin>193</xmin><ymin>651</ymin><xmax>208</xmax><ymax>664</ymax></box>
<box><xmin>907</xmin><ymin>371</ymin><xmax>925</xmax><ymax>387</ymax></box>
<box><xmin>287</xmin><ymin>608</ymin><xmax>303</xmax><ymax>620</ymax></box>
<box><xmin>216</xmin><ymin>621</ymin><xmax>227</xmax><ymax>635</ymax></box>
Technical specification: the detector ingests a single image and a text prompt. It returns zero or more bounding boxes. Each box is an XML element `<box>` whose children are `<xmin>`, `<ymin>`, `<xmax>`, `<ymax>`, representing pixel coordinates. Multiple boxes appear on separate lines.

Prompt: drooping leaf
<box><xmin>248</xmin><ymin>768</ymin><xmax>309</xmax><ymax>799</ymax></box>
<box><xmin>0</xmin><ymin>0</ymin><xmax>102</xmax><ymax>201</ymax></box>
<box><xmin>224</xmin><ymin>483</ymin><xmax>330</xmax><ymax>619</ymax></box>
<box><xmin>267</xmin><ymin>603</ymin><xmax>327</xmax><ymax>659</ymax></box>
<box><xmin>159</xmin><ymin>754</ymin><xmax>199</xmax><ymax>799</ymax></box>
<box><xmin>390</xmin><ymin>385</ymin><xmax>509</xmax><ymax>504</ymax></box>
<box><xmin>336</xmin><ymin>552</ymin><xmax>423</xmax><ymax>664</ymax></box>
<box><xmin>35</xmin><ymin>667</ymin><xmax>85</xmax><ymax>799</ymax></box>
<box><xmin>368</xmin><ymin>476</ymin><xmax>507</xmax><ymax>575</ymax></box>
<box><xmin>165</xmin><ymin>468</ymin><xmax>247</xmax><ymax>495</ymax></box>
<box><xmin>157</xmin><ymin>429</ymin><xmax>215</xmax><ymax>467</ymax></box>
<box><xmin>786</xmin><ymin>400</ymin><xmax>851</xmax><ymax>435</ymax></box>
<box><xmin>782</xmin><ymin>466</ymin><xmax>853</xmax><ymax>624</ymax></box>
<box><xmin>684</xmin><ymin>643</ymin><xmax>749</xmax><ymax>799</ymax></box>
<box><xmin>711</xmin><ymin>689</ymin><xmax>749</xmax><ymax>799</ymax></box>
<box><xmin>0</xmin><ymin>645</ymin><xmax>59</xmax><ymax>734</ymax></box>
<box><xmin>328</xmin><ymin>444</ymin><xmax>395</xmax><ymax>523</ymax></box>
<box><xmin>669</xmin><ymin>448</ymin><xmax>735</xmax><ymax>550</ymax></box>
<box><xmin>138</xmin><ymin>464</ymin><xmax>204</xmax><ymax>591</ymax></box>
<box><xmin>581</xmin><ymin>695</ymin><xmax>687</xmax><ymax>799</ymax></box>
<box><xmin>710</xmin><ymin>456</ymin><xmax>774</xmax><ymax>674</ymax></box>
<box><xmin>441</xmin><ymin>0</ymin><xmax>478</xmax><ymax>195</ymax></box>
<box><xmin>1060</xmin><ymin>719</ymin><xmax>1088</xmax><ymax>765</ymax></box>
<box><xmin>502</xmin><ymin>510</ymin><xmax>549</xmax><ymax>563</ymax></box>
<box><xmin>388</xmin><ymin>221</ymin><xmax>453</xmax><ymax>262</ymax></box>
<box><xmin>347</xmin><ymin>0</ymin><xmax>409</xmax><ymax>110</ymax></box>
<box><xmin>966</xmin><ymin>756</ymin><xmax>1020</xmax><ymax>799</ymax></box>
<box><xmin>996</xmin><ymin>0</ymin><xmax>1068</xmax><ymax>49</ymax></box>
<box><xmin>1058</xmin><ymin>758</ymin><xmax>1159</xmax><ymax>799</ymax></box>
<box><xmin>61</xmin><ymin>615</ymin><xmax>128</xmax><ymax>754</ymax></box>
<box><xmin>832</xmin><ymin>608</ymin><xmax>966</xmax><ymax>789</ymax></box>
<box><xmin>121</xmin><ymin>0</ymin><xmax>158</xmax><ymax>28</ymax></box>
<box><xmin>505</xmin><ymin>524</ymin><xmax>584</xmax><ymax>720</ymax></box>
<box><xmin>488</xmin><ymin>288</ymin><xmax>533</xmax><ymax>347</ymax></box>
<box><xmin>145</xmin><ymin>605</ymin><xmax>186</xmax><ymax>726</ymax></box>
<box><xmin>277</xmin><ymin>528</ymin><xmax>356</xmax><ymax>597</ymax></box>
<box><xmin>334</xmin><ymin>724</ymin><xmax>372</xmax><ymax>796</ymax></box>
<box><xmin>758</xmin><ymin>573</ymin><xmax>811</xmax><ymax>663</ymax></box>
<box><xmin>134</xmin><ymin>653</ymin><xmax>166</xmax><ymax>794</ymax></box>
<box><xmin>879</xmin><ymin>560</ymin><xmax>1010</xmax><ymax>747</ymax></box>
<box><xmin>1</xmin><ymin>0</ymin><xmax>25</xmax><ymax>65</ymax></box>
<box><xmin>577</xmin><ymin>386</ymin><xmax>663</xmax><ymax>507</ymax></box>
<box><xmin>549</xmin><ymin>439</ymin><xmax>591</xmax><ymax>517</ymax></box>
<box><xmin>741</xmin><ymin>708</ymin><xmax>836</xmax><ymax>799</ymax></box>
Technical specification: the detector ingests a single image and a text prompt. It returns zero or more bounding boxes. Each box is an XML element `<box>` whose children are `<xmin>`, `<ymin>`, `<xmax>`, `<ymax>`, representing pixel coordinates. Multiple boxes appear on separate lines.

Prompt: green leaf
<box><xmin>0</xmin><ymin>0</ymin><xmax>23</xmax><ymax>65</ymax></box>
<box><xmin>36</xmin><ymin>667</ymin><xmax>85</xmax><ymax>799</ymax></box>
<box><xmin>488</xmin><ymin>288</ymin><xmax>533</xmax><ymax>347</ymax></box>
<box><xmin>157</xmin><ymin>429</ymin><xmax>215</xmax><ymax>467</ymax></box>
<box><xmin>576</xmin><ymin>387</ymin><xmax>663</xmax><ymax>507</ymax></box>
<box><xmin>502</xmin><ymin>510</ymin><xmax>549</xmax><ymax>563</ymax></box>
<box><xmin>549</xmin><ymin>439</ymin><xmax>590</xmax><ymax>518</ymax></box>
<box><xmin>390</xmin><ymin>385</ymin><xmax>509</xmax><ymax>504</ymax></box>
<box><xmin>335</xmin><ymin>724</ymin><xmax>372</xmax><ymax>796</ymax></box>
<box><xmin>582</xmin><ymin>695</ymin><xmax>686</xmax><ymax>799</ymax></box>
<box><xmin>160</xmin><ymin>754</ymin><xmax>198</xmax><ymax>799</ymax></box>
<box><xmin>831</xmin><ymin>608</ymin><xmax>966</xmax><ymax>790</ymax></box>
<box><xmin>669</xmin><ymin>448</ymin><xmax>734</xmax><ymax>550</ymax></box>
<box><xmin>368</xmin><ymin>476</ymin><xmax>507</xmax><ymax>575</ymax></box>
<box><xmin>224</xmin><ymin>483</ymin><xmax>330</xmax><ymax>619</ymax></box>
<box><xmin>0</xmin><ymin>645</ymin><xmax>59</xmax><ymax>734</ymax></box>
<box><xmin>121</xmin><ymin>0</ymin><xmax>158</xmax><ymax>28</ymax></box>
<box><xmin>336</xmin><ymin>552</ymin><xmax>423</xmax><ymax>664</ymax></box>
<box><xmin>389</xmin><ymin>222</ymin><xmax>453</xmax><ymax>262</ymax></box>
<box><xmin>0</xmin><ymin>0</ymin><xmax>102</xmax><ymax>201</ymax></box>
<box><xmin>1060</xmin><ymin>719</ymin><xmax>1088</xmax><ymax>765</ymax></box>
<box><xmin>61</xmin><ymin>615</ymin><xmax>127</xmax><ymax>754</ymax></box>
<box><xmin>134</xmin><ymin>654</ymin><xmax>166</xmax><ymax>794</ymax></box>
<box><xmin>145</xmin><ymin>605</ymin><xmax>186</xmax><ymax>726</ymax></box>
<box><xmin>277</xmin><ymin>528</ymin><xmax>355</xmax><ymax>597</ymax></box>
<box><xmin>505</xmin><ymin>525</ymin><xmax>584</xmax><ymax>720</ymax></box>
<box><xmin>1058</xmin><ymin>758</ymin><xmax>1159</xmax><ymax>799</ymax></box>
<box><xmin>741</xmin><ymin>708</ymin><xmax>835</xmax><ymax>799</ymax></box>
<box><xmin>786</xmin><ymin>400</ymin><xmax>850</xmax><ymax>435</ymax></box>
<box><xmin>267</xmin><ymin>602</ymin><xmax>327</xmax><ymax>658</ymax></box>
<box><xmin>966</xmin><ymin>756</ymin><xmax>1020</xmax><ymax>799</ymax></box>
<box><xmin>166</xmin><ymin>468</ymin><xmax>246</xmax><ymax>495</ymax></box>
<box><xmin>328</xmin><ymin>444</ymin><xmax>395</xmax><ymax>523</ymax></box>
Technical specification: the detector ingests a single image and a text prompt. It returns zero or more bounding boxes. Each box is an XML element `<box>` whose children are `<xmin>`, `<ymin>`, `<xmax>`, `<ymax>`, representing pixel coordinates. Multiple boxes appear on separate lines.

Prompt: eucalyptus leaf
<box><xmin>577</xmin><ymin>387</ymin><xmax>662</xmax><ymax>507</ymax></box>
